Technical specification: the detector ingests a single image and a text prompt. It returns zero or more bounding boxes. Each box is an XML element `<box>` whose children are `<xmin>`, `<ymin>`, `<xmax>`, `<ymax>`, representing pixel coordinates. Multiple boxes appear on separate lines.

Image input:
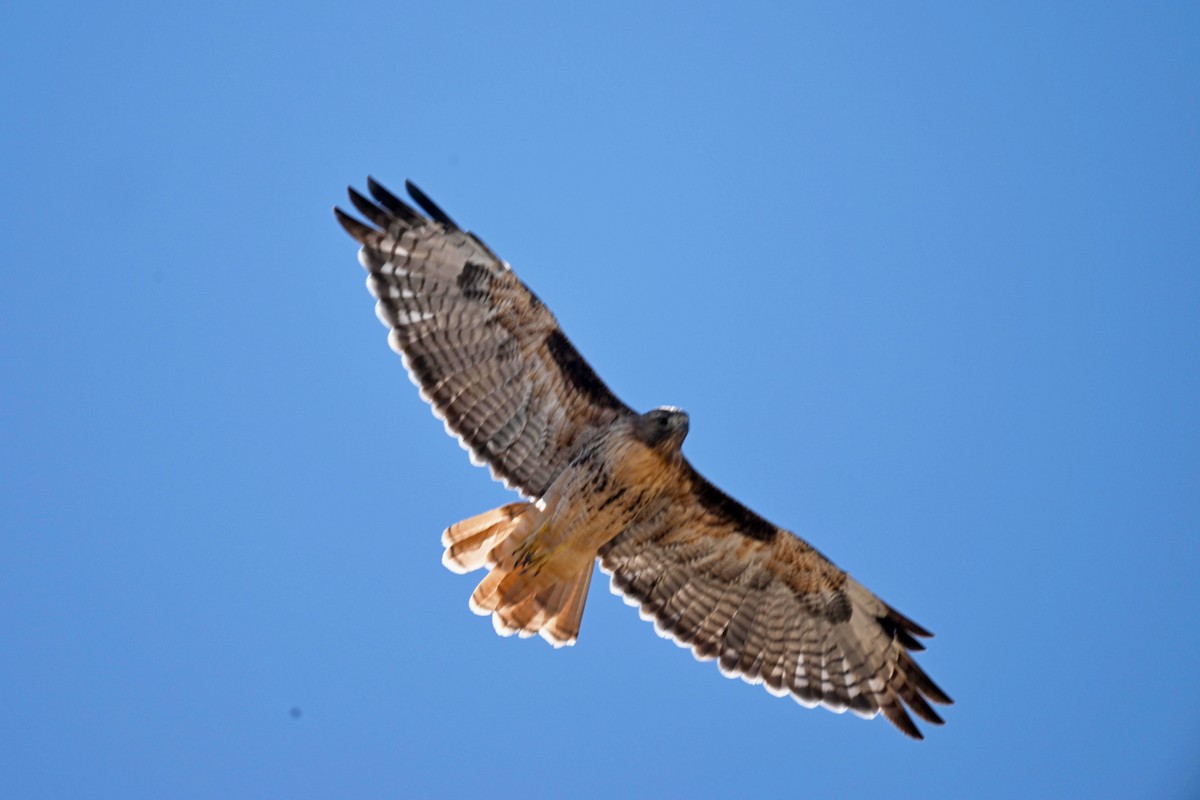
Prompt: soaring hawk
<box><xmin>334</xmin><ymin>179</ymin><xmax>952</xmax><ymax>738</ymax></box>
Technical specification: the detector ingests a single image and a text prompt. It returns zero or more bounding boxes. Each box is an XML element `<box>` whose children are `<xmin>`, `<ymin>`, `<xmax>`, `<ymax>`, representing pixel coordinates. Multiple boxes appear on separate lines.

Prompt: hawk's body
<box><xmin>335</xmin><ymin>179</ymin><xmax>952</xmax><ymax>738</ymax></box>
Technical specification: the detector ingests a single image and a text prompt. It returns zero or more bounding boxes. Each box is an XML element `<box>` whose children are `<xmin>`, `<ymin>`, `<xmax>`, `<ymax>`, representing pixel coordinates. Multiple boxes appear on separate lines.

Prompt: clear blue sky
<box><xmin>3</xmin><ymin>2</ymin><xmax>1198</xmax><ymax>798</ymax></box>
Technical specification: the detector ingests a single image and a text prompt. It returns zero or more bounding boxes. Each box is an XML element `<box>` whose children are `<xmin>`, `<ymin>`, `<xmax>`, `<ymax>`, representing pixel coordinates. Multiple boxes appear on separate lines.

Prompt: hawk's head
<box><xmin>634</xmin><ymin>406</ymin><xmax>690</xmax><ymax>451</ymax></box>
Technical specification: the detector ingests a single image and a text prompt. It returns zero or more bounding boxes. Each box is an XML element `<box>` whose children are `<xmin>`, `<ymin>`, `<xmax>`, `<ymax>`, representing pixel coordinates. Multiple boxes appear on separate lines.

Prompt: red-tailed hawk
<box><xmin>335</xmin><ymin>179</ymin><xmax>952</xmax><ymax>738</ymax></box>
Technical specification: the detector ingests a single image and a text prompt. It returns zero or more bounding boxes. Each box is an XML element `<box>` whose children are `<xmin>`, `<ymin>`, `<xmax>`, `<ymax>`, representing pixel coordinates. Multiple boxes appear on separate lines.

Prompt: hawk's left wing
<box><xmin>599</xmin><ymin>461</ymin><xmax>952</xmax><ymax>739</ymax></box>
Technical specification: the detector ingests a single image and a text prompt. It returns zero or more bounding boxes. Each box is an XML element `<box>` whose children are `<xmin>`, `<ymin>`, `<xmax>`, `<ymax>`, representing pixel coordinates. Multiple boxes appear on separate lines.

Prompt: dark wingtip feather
<box><xmin>891</xmin><ymin>607</ymin><xmax>934</xmax><ymax>639</ymax></box>
<box><xmin>900</xmin><ymin>683</ymin><xmax>945</xmax><ymax>725</ymax></box>
<box><xmin>878</xmin><ymin>612</ymin><xmax>925</xmax><ymax>651</ymax></box>
<box><xmin>920</xmin><ymin>674</ymin><xmax>954</xmax><ymax>707</ymax></box>
<box><xmin>882</xmin><ymin>702</ymin><xmax>924</xmax><ymax>740</ymax></box>
<box><xmin>878</xmin><ymin>603</ymin><xmax>938</xmax><ymax>653</ymax></box>
<box><xmin>367</xmin><ymin>176</ymin><xmax>422</xmax><ymax>224</ymax></box>
<box><xmin>897</xmin><ymin>651</ymin><xmax>955</xmax><ymax>707</ymax></box>
<box><xmin>347</xmin><ymin>187</ymin><xmax>391</xmax><ymax>230</ymax></box>
<box><xmin>334</xmin><ymin>206</ymin><xmax>373</xmax><ymax>242</ymax></box>
<box><xmin>406</xmin><ymin>179</ymin><xmax>459</xmax><ymax>229</ymax></box>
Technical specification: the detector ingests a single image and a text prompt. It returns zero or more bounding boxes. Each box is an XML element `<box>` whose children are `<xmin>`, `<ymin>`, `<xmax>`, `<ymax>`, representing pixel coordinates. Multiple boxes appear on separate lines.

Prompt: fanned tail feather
<box><xmin>441</xmin><ymin>503</ymin><xmax>530</xmax><ymax>573</ymax></box>
<box><xmin>445</xmin><ymin>503</ymin><xmax>596</xmax><ymax>648</ymax></box>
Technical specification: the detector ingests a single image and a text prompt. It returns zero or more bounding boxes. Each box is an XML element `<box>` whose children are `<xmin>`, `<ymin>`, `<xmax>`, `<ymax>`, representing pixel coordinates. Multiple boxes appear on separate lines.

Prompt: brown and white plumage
<box><xmin>336</xmin><ymin>178</ymin><xmax>628</xmax><ymax>498</ymax></box>
<box><xmin>335</xmin><ymin>179</ymin><xmax>952</xmax><ymax>739</ymax></box>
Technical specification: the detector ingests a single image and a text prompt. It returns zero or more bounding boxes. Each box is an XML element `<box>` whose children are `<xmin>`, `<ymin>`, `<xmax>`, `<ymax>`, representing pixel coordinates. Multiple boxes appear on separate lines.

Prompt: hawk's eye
<box><xmin>659</xmin><ymin>416</ymin><xmax>669</xmax><ymax>426</ymax></box>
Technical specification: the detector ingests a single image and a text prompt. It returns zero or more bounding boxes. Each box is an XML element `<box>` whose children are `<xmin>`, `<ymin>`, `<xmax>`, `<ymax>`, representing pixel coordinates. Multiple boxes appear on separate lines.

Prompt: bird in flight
<box><xmin>335</xmin><ymin>179</ymin><xmax>952</xmax><ymax>738</ymax></box>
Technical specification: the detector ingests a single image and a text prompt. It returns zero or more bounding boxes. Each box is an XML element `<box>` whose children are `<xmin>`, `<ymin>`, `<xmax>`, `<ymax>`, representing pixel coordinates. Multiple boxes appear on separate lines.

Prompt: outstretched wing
<box><xmin>599</xmin><ymin>462</ymin><xmax>952</xmax><ymax>739</ymax></box>
<box><xmin>336</xmin><ymin>178</ymin><xmax>634</xmax><ymax>498</ymax></box>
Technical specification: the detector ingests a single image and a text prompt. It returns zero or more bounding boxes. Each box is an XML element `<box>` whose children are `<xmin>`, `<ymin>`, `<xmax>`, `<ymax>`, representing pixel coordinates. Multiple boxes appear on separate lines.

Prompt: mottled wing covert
<box><xmin>599</xmin><ymin>463</ymin><xmax>953</xmax><ymax>739</ymax></box>
<box><xmin>335</xmin><ymin>179</ymin><xmax>634</xmax><ymax>498</ymax></box>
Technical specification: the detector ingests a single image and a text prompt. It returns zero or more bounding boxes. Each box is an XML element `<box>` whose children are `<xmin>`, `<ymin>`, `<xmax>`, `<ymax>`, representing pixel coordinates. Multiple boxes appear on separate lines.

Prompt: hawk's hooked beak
<box><xmin>671</xmin><ymin>411</ymin><xmax>690</xmax><ymax>439</ymax></box>
<box><xmin>665</xmin><ymin>409</ymin><xmax>690</xmax><ymax>449</ymax></box>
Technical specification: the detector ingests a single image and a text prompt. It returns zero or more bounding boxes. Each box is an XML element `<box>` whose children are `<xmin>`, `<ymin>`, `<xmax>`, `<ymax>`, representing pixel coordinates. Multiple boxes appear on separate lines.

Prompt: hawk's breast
<box><xmin>537</xmin><ymin>423</ymin><xmax>680</xmax><ymax>556</ymax></box>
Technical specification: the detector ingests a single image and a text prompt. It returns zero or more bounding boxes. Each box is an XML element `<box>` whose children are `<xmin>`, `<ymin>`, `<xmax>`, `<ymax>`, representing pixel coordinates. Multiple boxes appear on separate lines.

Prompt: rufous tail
<box><xmin>441</xmin><ymin>503</ymin><xmax>595</xmax><ymax>647</ymax></box>
<box><xmin>441</xmin><ymin>503</ymin><xmax>529</xmax><ymax>574</ymax></box>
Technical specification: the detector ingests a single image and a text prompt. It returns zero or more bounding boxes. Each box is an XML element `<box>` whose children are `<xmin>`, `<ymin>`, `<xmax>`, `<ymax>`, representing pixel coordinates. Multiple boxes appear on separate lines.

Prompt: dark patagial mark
<box><xmin>686</xmin><ymin>466</ymin><xmax>778</xmax><ymax>542</ymax></box>
<box><xmin>544</xmin><ymin>329</ymin><xmax>626</xmax><ymax>410</ymax></box>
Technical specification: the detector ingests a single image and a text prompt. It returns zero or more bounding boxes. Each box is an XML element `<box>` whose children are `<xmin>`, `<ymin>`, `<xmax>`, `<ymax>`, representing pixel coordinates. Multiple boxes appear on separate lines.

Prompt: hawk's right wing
<box><xmin>336</xmin><ymin>178</ymin><xmax>634</xmax><ymax>498</ymax></box>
